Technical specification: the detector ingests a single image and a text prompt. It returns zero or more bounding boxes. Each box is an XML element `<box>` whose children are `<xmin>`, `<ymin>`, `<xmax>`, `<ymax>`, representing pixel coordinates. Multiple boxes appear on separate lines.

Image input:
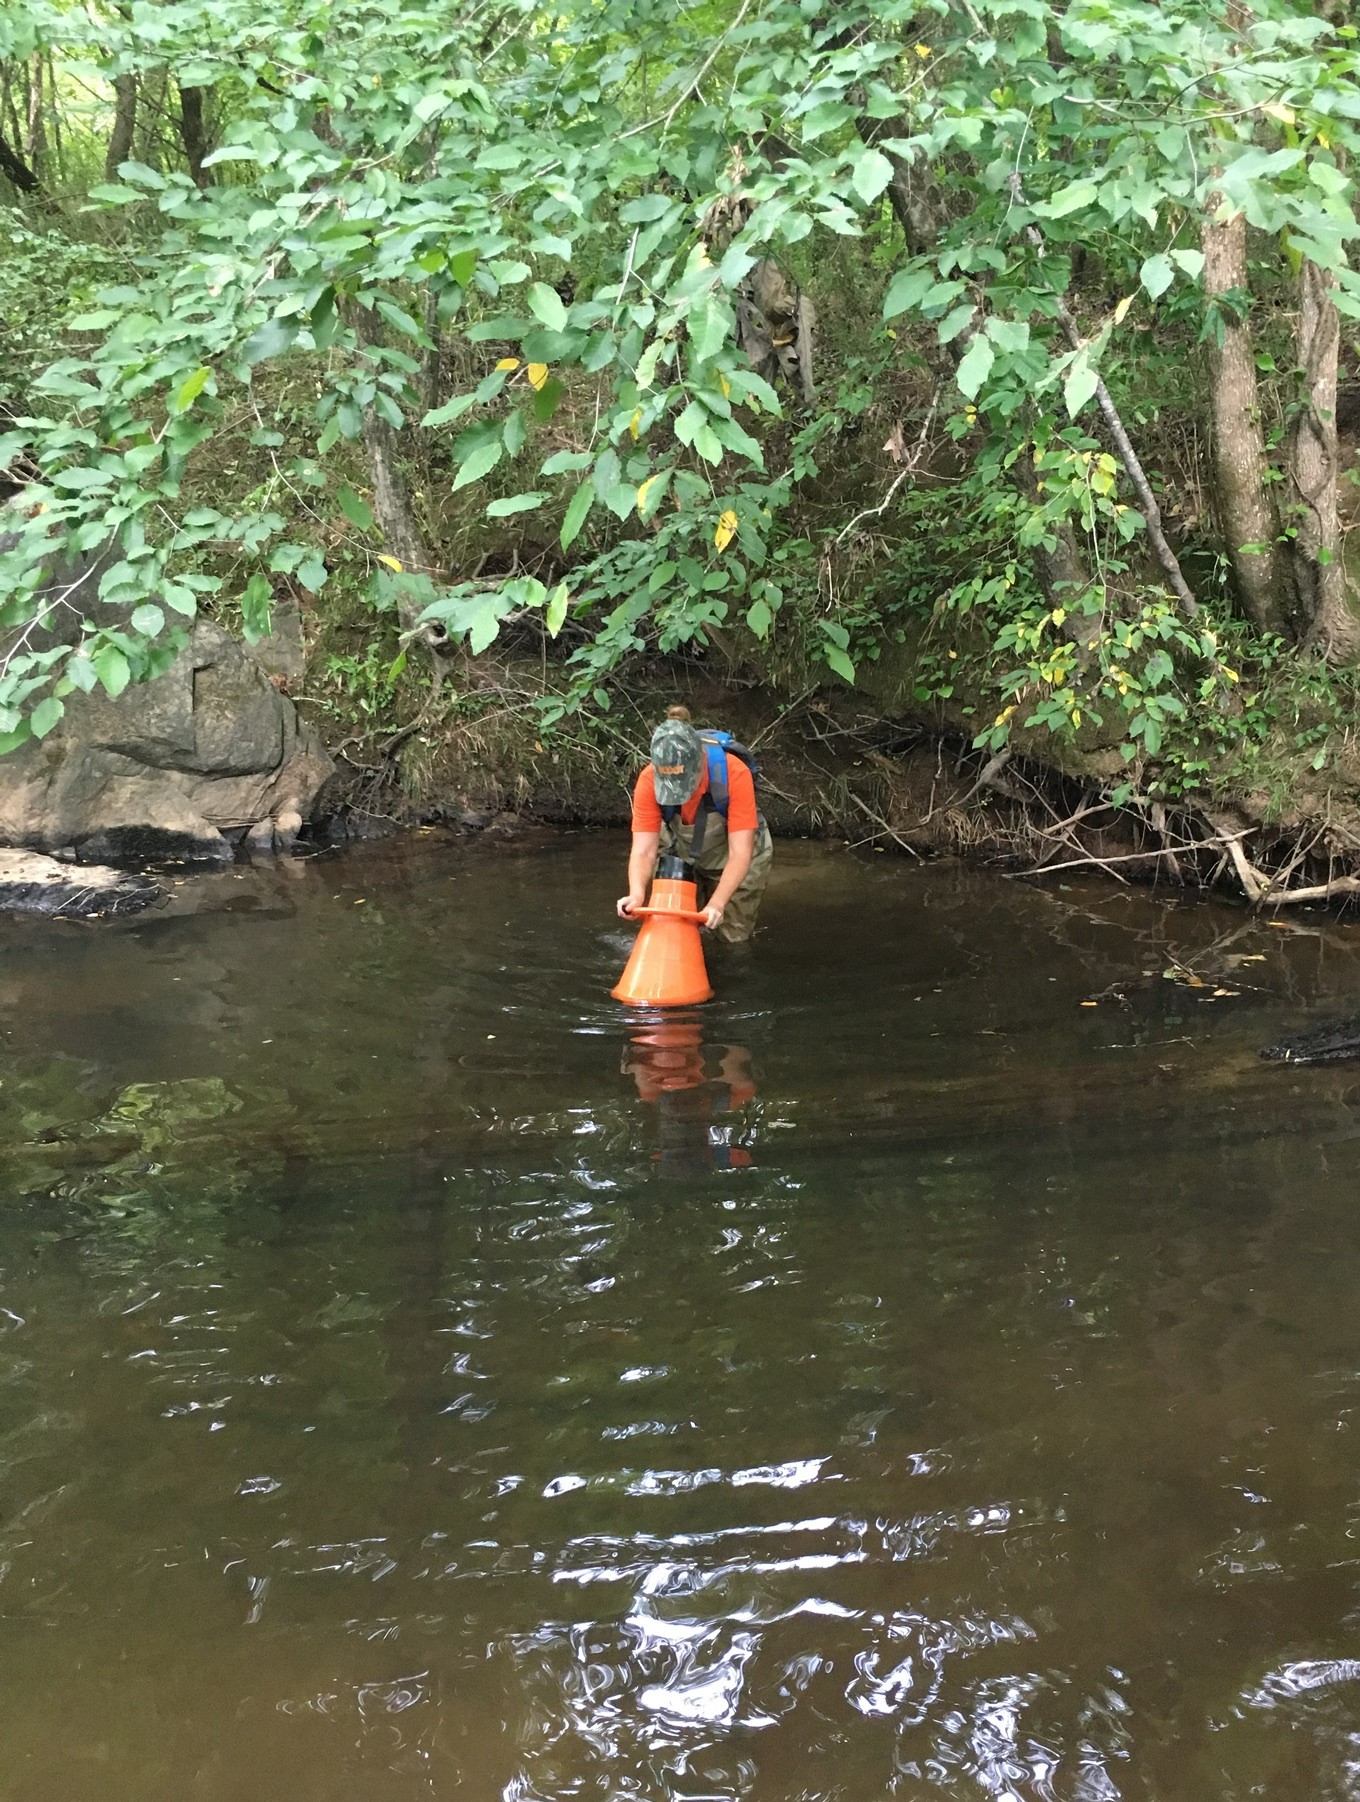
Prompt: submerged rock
<box><xmin>0</xmin><ymin>848</ymin><xmax>159</xmax><ymax>918</ymax></box>
<box><xmin>1260</xmin><ymin>1021</ymin><xmax>1360</xmax><ymax>1065</ymax></box>
<box><xmin>0</xmin><ymin>620</ymin><xmax>333</xmax><ymax>865</ymax></box>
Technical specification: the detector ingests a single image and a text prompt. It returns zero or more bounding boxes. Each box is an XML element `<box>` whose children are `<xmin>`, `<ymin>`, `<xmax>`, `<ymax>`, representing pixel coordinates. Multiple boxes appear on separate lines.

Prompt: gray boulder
<box><xmin>0</xmin><ymin>620</ymin><xmax>333</xmax><ymax>864</ymax></box>
<box><xmin>0</xmin><ymin>848</ymin><xmax>159</xmax><ymax>918</ymax></box>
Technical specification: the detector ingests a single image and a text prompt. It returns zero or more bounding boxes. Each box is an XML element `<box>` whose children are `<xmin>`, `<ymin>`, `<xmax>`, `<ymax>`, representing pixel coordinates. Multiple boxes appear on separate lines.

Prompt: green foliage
<box><xmin>3</xmin><ymin>0</ymin><xmax>1360</xmax><ymax>801</ymax></box>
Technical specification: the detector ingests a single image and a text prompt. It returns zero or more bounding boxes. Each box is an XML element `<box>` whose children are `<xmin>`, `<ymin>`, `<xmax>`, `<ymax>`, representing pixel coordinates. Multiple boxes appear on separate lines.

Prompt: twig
<box><xmin>847</xmin><ymin>790</ymin><xmax>921</xmax><ymax>857</ymax></box>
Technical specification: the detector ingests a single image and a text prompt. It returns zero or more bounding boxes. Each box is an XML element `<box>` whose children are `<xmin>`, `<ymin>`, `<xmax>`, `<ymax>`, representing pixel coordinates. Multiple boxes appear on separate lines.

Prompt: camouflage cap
<box><xmin>649</xmin><ymin>717</ymin><xmax>704</xmax><ymax>807</ymax></box>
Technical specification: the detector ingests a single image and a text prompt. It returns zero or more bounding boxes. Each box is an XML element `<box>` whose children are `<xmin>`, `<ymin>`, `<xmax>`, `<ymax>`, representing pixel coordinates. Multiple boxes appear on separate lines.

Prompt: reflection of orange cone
<box><xmin>612</xmin><ymin>866</ymin><xmax>714</xmax><ymax>1007</ymax></box>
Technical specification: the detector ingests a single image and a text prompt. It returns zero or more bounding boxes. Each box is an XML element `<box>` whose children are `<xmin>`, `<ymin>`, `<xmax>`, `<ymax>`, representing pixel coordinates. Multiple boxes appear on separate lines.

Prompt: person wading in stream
<box><xmin>617</xmin><ymin>706</ymin><xmax>774</xmax><ymax>942</ymax></box>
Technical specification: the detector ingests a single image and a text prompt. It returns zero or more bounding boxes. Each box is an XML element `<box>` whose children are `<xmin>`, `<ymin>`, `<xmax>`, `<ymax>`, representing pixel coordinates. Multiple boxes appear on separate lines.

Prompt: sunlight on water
<box><xmin>4</xmin><ymin>833</ymin><xmax>1360</xmax><ymax>1798</ymax></box>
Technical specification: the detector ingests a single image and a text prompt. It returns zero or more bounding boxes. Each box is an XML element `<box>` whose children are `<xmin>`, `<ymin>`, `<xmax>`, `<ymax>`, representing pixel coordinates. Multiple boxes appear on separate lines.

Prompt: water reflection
<box><xmin>622</xmin><ymin>1018</ymin><xmax>757</xmax><ymax>1174</ymax></box>
<box><xmin>12</xmin><ymin>837</ymin><xmax>1360</xmax><ymax>1797</ymax></box>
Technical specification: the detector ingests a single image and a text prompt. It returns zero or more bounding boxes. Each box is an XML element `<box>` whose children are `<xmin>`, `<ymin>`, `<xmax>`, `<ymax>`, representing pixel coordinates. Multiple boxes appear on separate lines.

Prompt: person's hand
<box><xmin>701</xmin><ymin>901</ymin><xmax>725</xmax><ymax>931</ymax></box>
<box><xmin>617</xmin><ymin>893</ymin><xmax>644</xmax><ymax>919</ymax></box>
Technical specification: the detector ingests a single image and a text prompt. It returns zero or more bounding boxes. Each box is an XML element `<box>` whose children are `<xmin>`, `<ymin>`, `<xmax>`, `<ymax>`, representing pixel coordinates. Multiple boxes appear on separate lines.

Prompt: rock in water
<box><xmin>0</xmin><ymin>849</ymin><xmax>159</xmax><ymax>918</ymax></box>
<box><xmin>0</xmin><ymin>621</ymin><xmax>333</xmax><ymax>864</ymax></box>
<box><xmin>1260</xmin><ymin>1021</ymin><xmax>1360</xmax><ymax>1064</ymax></box>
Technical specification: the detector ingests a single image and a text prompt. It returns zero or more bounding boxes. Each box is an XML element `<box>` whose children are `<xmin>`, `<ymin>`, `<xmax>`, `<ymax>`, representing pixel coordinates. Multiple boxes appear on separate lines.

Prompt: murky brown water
<box><xmin>5</xmin><ymin>832</ymin><xmax>1360</xmax><ymax>1799</ymax></box>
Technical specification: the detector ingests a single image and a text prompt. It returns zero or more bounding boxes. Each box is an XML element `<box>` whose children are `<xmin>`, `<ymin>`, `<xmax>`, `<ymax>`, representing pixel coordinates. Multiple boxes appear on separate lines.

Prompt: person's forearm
<box><xmin>627</xmin><ymin>842</ymin><xmax>656</xmax><ymax>900</ymax></box>
<box><xmin>708</xmin><ymin>841</ymin><xmax>753</xmax><ymax>911</ymax></box>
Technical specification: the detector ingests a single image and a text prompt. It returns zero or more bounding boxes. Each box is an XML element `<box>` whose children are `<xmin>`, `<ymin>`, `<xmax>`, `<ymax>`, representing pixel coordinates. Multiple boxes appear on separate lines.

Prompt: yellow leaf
<box><xmin>1262</xmin><ymin>101</ymin><xmax>1295</xmax><ymax>125</ymax></box>
<box><xmin>1319</xmin><ymin>129</ymin><xmax>1332</xmax><ymax>149</ymax></box>
<box><xmin>1051</xmin><ymin>607</ymin><xmax>1066</xmax><ymax>626</ymax></box>
<box><xmin>915</xmin><ymin>41</ymin><xmax>932</xmax><ymax>57</ymax></box>
<box><xmin>526</xmin><ymin>362</ymin><xmax>549</xmax><ymax>391</ymax></box>
<box><xmin>718</xmin><ymin>371</ymin><xmax>730</xmax><ymax>398</ymax></box>
<box><xmin>696</xmin><ymin>246</ymin><xmax>712</xmax><ymax>268</ymax></box>
<box><xmin>636</xmin><ymin>475</ymin><xmax>659</xmax><ymax>516</ymax></box>
<box><xmin>714</xmin><ymin>508</ymin><xmax>738</xmax><ymax>552</ymax></box>
<box><xmin>994</xmin><ymin>703</ymin><xmax>1017</xmax><ymax>726</ymax></box>
<box><xmin>1072</xmin><ymin>707</ymin><xmax>1082</xmax><ymax>726</ymax></box>
<box><xmin>377</xmin><ymin>554</ymin><xmax>404</xmax><ymax>573</ymax></box>
<box><xmin>1112</xmin><ymin>294</ymin><xmax>1133</xmax><ymax>326</ymax></box>
<box><xmin>496</xmin><ymin>356</ymin><xmax>521</xmax><ymax>372</ymax></box>
<box><xmin>629</xmin><ymin>408</ymin><xmax>642</xmax><ymax>439</ymax></box>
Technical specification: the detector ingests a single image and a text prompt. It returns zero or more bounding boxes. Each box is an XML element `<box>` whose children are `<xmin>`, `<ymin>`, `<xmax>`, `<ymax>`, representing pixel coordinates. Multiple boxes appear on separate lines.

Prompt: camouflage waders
<box><xmin>658</xmin><ymin>812</ymin><xmax>773</xmax><ymax>943</ymax></box>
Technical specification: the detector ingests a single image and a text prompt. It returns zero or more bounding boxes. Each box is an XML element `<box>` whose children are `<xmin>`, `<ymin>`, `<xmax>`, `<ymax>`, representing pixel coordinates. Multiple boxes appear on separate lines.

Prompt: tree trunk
<box><xmin>420</xmin><ymin>287</ymin><xmax>444</xmax><ymax>417</ymax></box>
<box><xmin>25</xmin><ymin>54</ymin><xmax>44</xmax><ymax>171</ymax></box>
<box><xmin>1201</xmin><ymin>198</ymin><xmax>1293</xmax><ymax>634</ymax></box>
<box><xmin>0</xmin><ymin>130</ymin><xmax>38</xmax><ymax>193</ymax></box>
<box><xmin>135</xmin><ymin>67</ymin><xmax>167</xmax><ymax>168</ymax></box>
<box><xmin>105</xmin><ymin>73</ymin><xmax>138</xmax><ymax>180</ymax></box>
<box><xmin>178</xmin><ymin>82</ymin><xmax>209</xmax><ymax>187</ymax></box>
<box><xmin>1289</xmin><ymin>259</ymin><xmax>1360</xmax><ymax>658</ymax></box>
<box><xmin>346</xmin><ymin>308</ymin><xmax>446</xmax><ymax>652</ymax></box>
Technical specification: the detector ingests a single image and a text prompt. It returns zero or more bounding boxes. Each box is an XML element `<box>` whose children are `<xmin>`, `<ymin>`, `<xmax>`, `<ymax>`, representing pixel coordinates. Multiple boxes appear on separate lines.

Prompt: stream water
<box><xmin>5</xmin><ymin>831</ymin><xmax>1360</xmax><ymax>1799</ymax></box>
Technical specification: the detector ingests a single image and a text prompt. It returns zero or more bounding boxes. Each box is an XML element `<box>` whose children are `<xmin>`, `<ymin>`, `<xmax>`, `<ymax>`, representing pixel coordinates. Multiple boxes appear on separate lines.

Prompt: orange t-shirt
<box><xmin>631</xmin><ymin>752</ymin><xmax>758</xmax><ymax>834</ymax></box>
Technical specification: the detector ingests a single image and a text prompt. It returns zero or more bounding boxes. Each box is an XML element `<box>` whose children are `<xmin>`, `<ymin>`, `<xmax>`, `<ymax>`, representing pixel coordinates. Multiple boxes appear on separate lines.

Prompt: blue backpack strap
<box><xmin>701</xmin><ymin>732</ymin><xmax>730</xmax><ymax>816</ymax></box>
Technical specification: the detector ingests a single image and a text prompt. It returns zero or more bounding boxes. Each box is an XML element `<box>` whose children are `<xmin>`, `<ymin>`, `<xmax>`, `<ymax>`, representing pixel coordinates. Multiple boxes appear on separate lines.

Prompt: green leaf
<box><xmin>635</xmin><ymin>338</ymin><xmax>666</xmax><ymax>389</ymax></box>
<box><xmin>1140</xmin><ymin>253</ymin><xmax>1173</xmax><ymax>300</ymax></box>
<box><xmin>824</xmin><ymin>646</ymin><xmax>856</xmax><ymax>683</ymax></box>
<box><xmin>852</xmin><ymin>147</ymin><xmax>894</xmax><ymax>206</ymax></box>
<box><xmin>172</xmin><ymin>366</ymin><xmax>212</xmax><ymax>413</ymax></box>
<box><xmin>422</xmin><ymin>392</ymin><xmax>478</xmax><ymax>428</ymax></box>
<box><xmin>527</xmin><ymin>282</ymin><xmax>569</xmax><ymax>333</ymax></box>
<box><xmin>52</xmin><ymin>466</ymin><xmax>112</xmax><ymax>491</ymax></box>
<box><xmin>561</xmin><ymin>480</ymin><xmax>594</xmax><ymax>549</ymax></box>
<box><xmin>688</xmin><ymin>294</ymin><xmax>728</xmax><ymax>365</ymax></box>
<box><xmin>541</xmin><ymin>449</ymin><xmax>593</xmax><ymax>475</ymax></box>
<box><xmin>162</xmin><ymin>584</ymin><xmax>199</xmax><ymax>618</ymax></box>
<box><xmin>241</xmin><ymin>572</ymin><xmax>274</xmax><ymax>640</ymax></box>
<box><xmin>545</xmin><ymin>582</ymin><xmax>569</xmax><ymax>637</ymax></box>
<box><xmin>620</xmin><ymin>193</ymin><xmax>674</xmax><ymax>224</ymax></box>
<box><xmin>130</xmin><ymin>604</ymin><xmax>165</xmax><ymax>637</ymax></box>
<box><xmin>242</xmin><ymin>317</ymin><xmax>298</xmax><ymax>367</ymax></box>
<box><xmin>295</xmin><ymin>554</ymin><xmax>328</xmax><ymax>594</ymax></box>
<box><xmin>746</xmin><ymin>597</ymin><xmax>772</xmax><ymax>639</ymax></box>
<box><xmin>453</xmin><ymin>438</ymin><xmax>504</xmax><ymax>491</ymax></box>
<box><xmin>955</xmin><ymin>334</ymin><xmax>994</xmax><ymax>400</ymax></box>
<box><xmin>986</xmin><ymin>318</ymin><xmax>1029</xmax><ymax>353</ymax></box>
<box><xmin>938</xmin><ymin>304</ymin><xmax>976</xmax><ymax>345</ymax></box>
<box><xmin>29</xmin><ymin>695</ymin><xmax>63</xmax><ymax>739</ymax></box>
<box><xmin>486</xmin><ymin>491</ymin><xmax>547</xmax><ymax>516</ymax></box>
<box><xmin>883</xmin><ymin>266</ymin><xmax>933</xmax><ymax>320</ymax></box>
<box><xmin>92</xmin><ymin>645</ymin><xmax>130</xmax><ymax>698</ymax></box>
<box><xmin>1064</xmin><ymin>351</ymin><xmax>1099</xmax><ymax>417</ymax></box>
<box><xmin>338</xmin><ymin>485</ymin><xmax>376</xmax><ymax>532</ymax></box>
<box><xmin>1045</xmin><ymin>180</ymin><xmax>1099</xmax><ymax>218</ymax></box>
<box><xmin>1170</xmin><ymin>249</ymin><xmax>1205</xmax><ymax>279</ymax></box>
<box><xmin>692</xmin><ymin>422</ymin><xmax>723</xmax><ymax>465</ymax></box>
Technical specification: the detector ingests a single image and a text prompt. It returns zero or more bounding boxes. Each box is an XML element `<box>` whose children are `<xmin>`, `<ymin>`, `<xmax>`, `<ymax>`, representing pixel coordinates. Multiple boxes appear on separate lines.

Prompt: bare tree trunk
<box><xmin>178</xmin><ymin>82</ymin><xmax>209</xmax><ymax>187</ymax></box>
<box><xmin>105</xmin><ymin>73</ymin><xmax>138</xmax><ymax>179</ymax></box>
<box><xmin>24</xmin><ymin>53</ymin><xmax>44</xmax><ymax>178</ymax></box>
<box><xmin>1201</xmin><ymin>197</ymin><xmax>1293</xmax><ymax>634</ymax></box>
<box><xmin>0</xmin><ymin>129</ymin><xmax>38</xmax><ymax>193</ymax></box>
<box><xmin>346</xmin><ymin>309</ymin><xmax>447</xmax><ymax>657</ymax></box>
<box><xmin>1290</xmin><ymin>258</ymin><xmax>1360</xmax><ymax>659</ymax></box>
<box><xmin>135</xmin><ymin>67</ymin><xmax>167</xmax><ymax>168</ymax></box>
<box><xmin>420</xmin><ymin>287</ymin><xmax>444</xmax><ymax>417</ymax></box>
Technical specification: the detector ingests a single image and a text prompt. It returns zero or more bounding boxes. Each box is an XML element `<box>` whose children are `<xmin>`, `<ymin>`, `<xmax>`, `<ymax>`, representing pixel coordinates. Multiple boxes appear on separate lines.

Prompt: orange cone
<box><xmin>612</xmin><ymin>861</ymin><xmax>713</xmax><ymax>1007</ymax></box>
